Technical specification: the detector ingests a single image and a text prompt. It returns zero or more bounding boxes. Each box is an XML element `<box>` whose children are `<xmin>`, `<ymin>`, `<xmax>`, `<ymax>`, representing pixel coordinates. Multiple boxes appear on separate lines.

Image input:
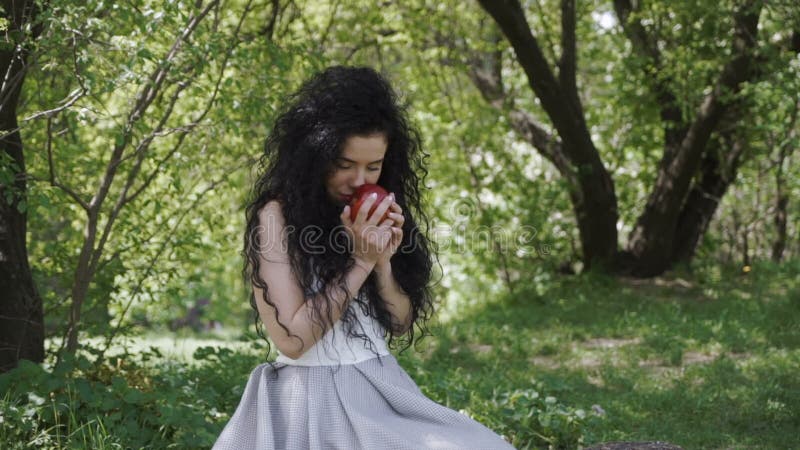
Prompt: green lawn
<box><xmin>393</xmin><ymin>262</ymin><xmax>800</xmax><ymax>449</ymax></box>
<box><xmin>2</xmin><ymin>261</ymin><xmax>797</xmax><ymax>449</ymax></box>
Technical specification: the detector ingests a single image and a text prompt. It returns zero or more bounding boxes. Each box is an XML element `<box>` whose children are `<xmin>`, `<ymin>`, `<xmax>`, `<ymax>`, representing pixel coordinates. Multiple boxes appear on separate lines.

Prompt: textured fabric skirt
<box><xmin>212</xmin><ymin>353</ymin><xmax>516</xmax><ymax>450</ymax></box>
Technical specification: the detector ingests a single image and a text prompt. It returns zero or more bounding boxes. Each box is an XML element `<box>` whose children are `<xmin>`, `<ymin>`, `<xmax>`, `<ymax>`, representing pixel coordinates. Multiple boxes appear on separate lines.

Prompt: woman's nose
<box><xmin>351</xmin><ymin>170</ymin><xmax>366</xmax><ymax>187</ymax></box>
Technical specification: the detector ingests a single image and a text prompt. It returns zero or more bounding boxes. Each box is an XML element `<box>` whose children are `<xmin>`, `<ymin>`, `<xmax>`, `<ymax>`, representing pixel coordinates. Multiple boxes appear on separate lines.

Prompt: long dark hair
<box><xmin>242</xmin><ymin>66</ymin><xmax>438</xmax><ymax>374</ymax></box>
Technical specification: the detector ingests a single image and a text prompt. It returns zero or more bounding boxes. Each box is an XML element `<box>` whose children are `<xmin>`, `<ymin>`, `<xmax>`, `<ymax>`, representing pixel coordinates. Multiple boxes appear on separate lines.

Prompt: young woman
<box><xmin>213</xmin><ymin>66</ymin><xmax>516</xmax><ymax>449</ymax></box>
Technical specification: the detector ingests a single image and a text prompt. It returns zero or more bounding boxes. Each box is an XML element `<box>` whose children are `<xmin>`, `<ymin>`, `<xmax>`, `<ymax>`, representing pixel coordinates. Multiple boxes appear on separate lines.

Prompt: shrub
<box><xmin>0</xmin><ymin>346</ymin><xmax>260</xmax><ymax>449</ymax></box>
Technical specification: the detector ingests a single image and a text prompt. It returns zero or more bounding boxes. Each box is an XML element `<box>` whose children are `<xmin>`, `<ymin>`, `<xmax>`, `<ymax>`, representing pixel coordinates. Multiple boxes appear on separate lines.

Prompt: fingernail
<box><xmin>370</xmin><ymin>193</ymin><xmax>377</xmax><ymax>198</ymax></box>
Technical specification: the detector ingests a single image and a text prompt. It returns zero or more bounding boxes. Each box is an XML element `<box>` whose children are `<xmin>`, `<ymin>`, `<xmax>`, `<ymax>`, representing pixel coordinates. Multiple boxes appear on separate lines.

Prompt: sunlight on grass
<box><xmin>7</xmin><ymin>261</ymin><xmax>798</xmax><ymax>449</ymax></box>
<box><xmin>426</xmin><ymin>261</ymin><xmax>800</xmax><ymax>448</ymax></box>
<box><xmin>72</xmin><ymin>331</ymin><xmax>274</xmax><ymax>363</ymax></box>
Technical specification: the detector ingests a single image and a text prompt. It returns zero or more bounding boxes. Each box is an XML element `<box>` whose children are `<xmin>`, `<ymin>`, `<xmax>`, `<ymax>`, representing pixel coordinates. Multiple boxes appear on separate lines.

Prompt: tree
<box><xmin>0</xmin><ymin>0</ymin><xmax>45</xmax><ymax>373</ymax></box>
<box><xmin>2</xmin><ymin>0</ymin><xmax>303</xmax><ymax>367</ymax></box>
<box><xmin>475</xmin><ymin>0</ymin><xmax>799</xmax><ymax>275</ymax></box>
<box><xmin>474</xmin><ymin>0</ymin><xmax>620</xmax><ymax>271</ymax></box>
<box><xmin>770</xmin><ymin>94</ymin><xmax>798</xmax><ymax>262</ymax></box>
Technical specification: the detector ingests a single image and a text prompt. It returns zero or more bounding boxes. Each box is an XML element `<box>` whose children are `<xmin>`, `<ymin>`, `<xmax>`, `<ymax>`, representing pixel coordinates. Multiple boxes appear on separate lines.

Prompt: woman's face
<box><xmin>325</xmin><ymin>133</ymin><xmax>387</xmax><ymax>206</ymax></box>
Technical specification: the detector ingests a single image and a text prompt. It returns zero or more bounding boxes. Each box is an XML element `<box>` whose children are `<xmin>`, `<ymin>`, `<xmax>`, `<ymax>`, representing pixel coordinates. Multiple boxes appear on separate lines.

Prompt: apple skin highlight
<box><xmin>349</xmin><ymin>184</ymin><xmax>390</xmax><ymax>223</ymax></box>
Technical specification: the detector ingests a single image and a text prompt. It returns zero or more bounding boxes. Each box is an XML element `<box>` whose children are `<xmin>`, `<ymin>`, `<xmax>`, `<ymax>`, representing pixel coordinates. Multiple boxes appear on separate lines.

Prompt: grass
<box><xmin>3</xmin><ymin>261</ymin><xmax>797</xmax><ymax>449</ymax></box>
<box><xmin>390</xmin><ymin>260</ymin><xmax>800</xmax><ymax>449</ymax></box>
<box><xmin>80</xmin><ymin>329</ymin><xmax>263</xmax><ymax>363</ymax></box>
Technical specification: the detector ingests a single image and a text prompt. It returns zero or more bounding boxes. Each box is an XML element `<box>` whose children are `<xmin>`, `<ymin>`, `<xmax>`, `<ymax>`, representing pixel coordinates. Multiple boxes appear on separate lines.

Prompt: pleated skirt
<box><xmin>212</xmin><ymin>353</ymin><xmax>516</xmax><ymax>450</ymax></box>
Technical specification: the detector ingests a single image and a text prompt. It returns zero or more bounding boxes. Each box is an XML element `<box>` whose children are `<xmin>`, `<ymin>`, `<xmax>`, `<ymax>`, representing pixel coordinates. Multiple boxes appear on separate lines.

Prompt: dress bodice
<box><xmin>275</xmin><ymin>274</ymin><xmax>390</xmax><ymax>366</ymax></box>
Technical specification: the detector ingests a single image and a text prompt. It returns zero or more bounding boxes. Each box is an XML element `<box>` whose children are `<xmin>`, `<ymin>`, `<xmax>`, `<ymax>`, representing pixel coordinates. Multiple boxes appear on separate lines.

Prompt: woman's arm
<box><xmin>288</xmin><ymin>257</ymin><xmax>375</xmax><ymax>357</ymax></box>
<box><xmin>375</xmin><ymin>262</ymin><xmax>413</xmax><ymax>336</ymax></box>
<box><xmin>252</xmin><ymin>201</ymin><xmax>374</xmax><ymax>359</ymax></box>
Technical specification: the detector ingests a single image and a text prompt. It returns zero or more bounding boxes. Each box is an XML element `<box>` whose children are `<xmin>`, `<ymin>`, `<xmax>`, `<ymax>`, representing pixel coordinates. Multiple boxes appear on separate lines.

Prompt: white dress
<box><xmin>275</xmin><ymin>293</ymin><xmax>392</xmax><ymax>367</ymax></box>
<box><xmin>212</xmin><ymin>279</ymin><xmax>517</xmax><ymax>449</ymax></box>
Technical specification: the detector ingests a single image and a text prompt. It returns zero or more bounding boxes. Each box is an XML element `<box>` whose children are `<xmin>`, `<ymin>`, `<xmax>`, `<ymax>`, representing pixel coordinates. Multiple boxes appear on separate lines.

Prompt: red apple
<box><xmin>349</xmin><ymin>184</ymin><xmax>391</xmax><ymax>223</ymax></box>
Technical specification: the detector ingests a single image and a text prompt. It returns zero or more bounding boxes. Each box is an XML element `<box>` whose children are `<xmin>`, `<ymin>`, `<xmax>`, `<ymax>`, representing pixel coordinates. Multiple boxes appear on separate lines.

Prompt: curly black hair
<box><xmin>242</xmin><ymin>66</ymin><xmax>438</xmax><ymax>375</ymax></box>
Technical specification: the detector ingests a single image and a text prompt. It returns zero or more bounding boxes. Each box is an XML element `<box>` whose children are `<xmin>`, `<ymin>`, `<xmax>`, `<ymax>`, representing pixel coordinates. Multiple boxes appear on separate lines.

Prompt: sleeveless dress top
<box><xmin>213</xmin><ymin>267</ymin><xmax>520</xmax><ymax>449</ymax></box>
<box><xmin>275</xmin><ymin>278</ymin><xmax>391</xmax><ymax>366</ymax></box>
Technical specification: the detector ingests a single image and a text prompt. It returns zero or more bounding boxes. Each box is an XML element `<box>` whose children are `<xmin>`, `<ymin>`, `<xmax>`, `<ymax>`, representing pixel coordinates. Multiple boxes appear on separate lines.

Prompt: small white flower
<box><xmin>591</xmin><ymin>404</ymin><xmax>606</xmax><ymax>416</ymax></box>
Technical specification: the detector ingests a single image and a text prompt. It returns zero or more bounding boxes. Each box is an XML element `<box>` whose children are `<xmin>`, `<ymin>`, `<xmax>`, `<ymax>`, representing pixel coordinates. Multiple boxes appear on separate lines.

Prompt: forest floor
<box><xmin>391</xmin><ymin>260</ymin><xmax>800</xmax><ymax>449</ymax></box>
<box><xmin>4</xmin><ymin>261</ymin><xmax>797</xmax><ymax>449</ymax></box>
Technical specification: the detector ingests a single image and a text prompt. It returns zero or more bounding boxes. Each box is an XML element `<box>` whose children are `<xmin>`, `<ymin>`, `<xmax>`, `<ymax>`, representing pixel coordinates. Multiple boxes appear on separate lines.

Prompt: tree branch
<box><xmin>531</xmin><ymin>0</ymin><xmax>559</xmax><ymax>67</ymax></box>
<box><xmin>62</xmin><ymin>1</ymin><xmax>222</xmax><ymax>353</ymax></box>
<box><xmin>45</xmin><ymin>115</ymin><xmax>89</xmax><ymax>210</ymax></box>
<box><xmin>89</xmin><ymin>81</ymin><xmax>190</xmax><ymax>275</ymax></box>
<box><xmin>667</xmin><ymin>0</ymin><xmax>762</xmax><ymax>183</ymax></box>
<box><xmin>559</xmin><ymin>0</ymin><xmax>578</xmax><ymax>111</ymax></box>
<box><xmin>96</xmin><ymin>179</ymin><xmax>222</xmax><ymax>363</ymax></box>
<box><xmin>89</xmin><ymin>0</ymin><xmax>253</xmax><ymax>274</ymax></box>
<box><xmin>469</xmin><ymin>3</ymin><xmax>581</xmax><ymax>196</ymax></box>
<box><xmin>466</xmin><ymin>21</ymin><xmax>505</xmax><ymax>109</ymax></box>
<box><xmin>477</xmin><ymin>0</ymin><xmax>596</xmax><ymax>164</ymax></box>
<box><xmin>507</xmin><ymin>110</ymin><xmax>579</xmax><ymax>191</ymax></box>
<box><xmin>22</xmin><ymin>88</ymin><xmax>85</xmax><ymax>122</ymax></box>
<box><xmin>90</xmin><ymin>1</ymin><xmax>220</xmax><ymax>213</ymax></box>
<box><xmin>318</xmin><ymin>0</ymin><xmax>341</xmax><ymax>50</ymax></box>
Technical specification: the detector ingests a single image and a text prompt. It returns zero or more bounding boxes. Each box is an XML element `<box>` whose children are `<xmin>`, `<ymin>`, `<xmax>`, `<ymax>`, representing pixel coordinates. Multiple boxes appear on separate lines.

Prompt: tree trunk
<box><xmin>625</xmin><ymin>1</ymin><xmax>762</xmax><ymax>276</ymax></box>
<box><xmin>477</xmin><ymin>0</ymin><xmax>787</xmax><ymax>276</ymax></box>
<box><xmin>770</xmin><ymin>100</ymin><xmax>797</xmax><ymax>262</ymax></box>
<box><xmin>741</xmin><ymin>227</ymin><xmax>751</xmax><ymax>267</ymax></box>
<box><xmin>771</xmin><ymin>189</ymin><xmax>788</xmax><ymax>263</ymax></box>
<box><xmin>0</xmin><ymin>0</ymin><xmax>45</xmax><ymax>373</ymax></box>
<box><xmin>476</xmin><ymin>0</ymin><xmax>619</xmax><ymax>270</ymax></box>
<box><xmin>0</xmin><ymin>131</ymin><xmax>44</xmax><ymax>373</ymax></box>
<box><xmin>65</xmin><ymin>228</ymin><xmax>97</xmax><ymax>352</ymax></box>
<box><xmin>671</xmin><ymin>127</ymin><xmax>745</xmax><ymax>266</ymax></box>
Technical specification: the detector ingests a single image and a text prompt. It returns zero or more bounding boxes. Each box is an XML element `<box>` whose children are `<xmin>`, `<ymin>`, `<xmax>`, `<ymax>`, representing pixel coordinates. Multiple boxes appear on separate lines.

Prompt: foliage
<box><xmin>7</xmin><ymin>0</ymin><xmax>796</xmax><ymax>358</ymax></box>
<box><xmin>2</xmin><ymin>263</ymin><xmax>799</xmax><ymax>448</ymax></box>
<box><xmin>19</xmin><ymin>0</ymin><xmax>330</xmax><ymax>352</ymax></box>
<box><xmin>492</xmin><ymin>385</ymin><xmax>595</xmax><ymax>449</ymax></box>
<box><xmin>399</xmin><ymin>325</ymin><xmax>596</xmax><ymax>449</ymax></box>
<box><xmin>0</xmin><ymin>335</ymin><xmax>589</xmax><ymax>450</ymax></box>
<box><xmin>3</xmin><ymin>0</ymin><xmax>799</xmax><ymax>446</ymax></box>
<box><xmin>438</xmin><ymin>259</ymin><xmax>800</xmax><ymax>448</ymax></box>
<box><xmin>0</xmin><ymin>343</ymin><xmax>262</xmax><ymax>449</ymax></box>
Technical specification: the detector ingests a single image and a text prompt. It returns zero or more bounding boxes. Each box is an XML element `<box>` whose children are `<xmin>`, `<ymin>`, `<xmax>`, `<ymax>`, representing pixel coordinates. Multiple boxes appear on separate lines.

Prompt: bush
<box><xmin>0</xmin><ymin>346</ymin><xmax>261</xmax><ymax>449</ymax></box>
<box><xmin>490</xmin><ymin>381</ymin><xmax>600</xmax><ymax>449</ymax></box>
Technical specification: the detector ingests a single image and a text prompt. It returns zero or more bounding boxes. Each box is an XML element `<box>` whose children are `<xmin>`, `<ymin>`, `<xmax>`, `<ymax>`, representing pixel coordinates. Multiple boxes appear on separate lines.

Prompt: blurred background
<box><xmin>1</xmin><ymin>0</ymin><xmax>798</xmax><ymax>448</ymax></box>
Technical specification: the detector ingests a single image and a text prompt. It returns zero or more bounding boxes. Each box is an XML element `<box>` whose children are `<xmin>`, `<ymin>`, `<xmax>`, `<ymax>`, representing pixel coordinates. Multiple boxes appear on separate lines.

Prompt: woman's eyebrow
<box><xmin>337</xmin><ymin>157</ymin><xmax>384</xmax><ymax>164</ymax></box>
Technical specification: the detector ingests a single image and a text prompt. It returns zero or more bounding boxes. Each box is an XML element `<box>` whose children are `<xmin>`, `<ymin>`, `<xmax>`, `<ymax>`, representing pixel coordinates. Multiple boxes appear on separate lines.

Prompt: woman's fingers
<box><xmin>367</xmin><ymin>195</ymin><xmax>394</xmax><ymax>226</ymax></box>
<box><xmin>389</xmin><ymin>211</ymin><xmax>404</xmax><ymax>226</ymax></box>
<box><xmin>342</xmin><ymin>194</ymin><xmax>401</xmax><ymax>261</ymax></box>
<box><xmin>355</xmin><ymin>193</ymin><xmax>378</xmax><ymax>223</ymax></box>
<box><xmin>341</xmin><ymin>205</ymin><xmax>352</xmax><ymax>227</ymax></box>
<box><xmin>386</xmin><ymin>200</ymin><xmax>403</xmax><ymax>226</ymax></box>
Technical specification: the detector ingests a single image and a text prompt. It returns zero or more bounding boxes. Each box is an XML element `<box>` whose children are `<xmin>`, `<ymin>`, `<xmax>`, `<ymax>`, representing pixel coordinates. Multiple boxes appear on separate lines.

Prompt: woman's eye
<box><xmin>336</xmin><ymin>165</ymin><xmax>379</xmax><ymax>171</ymax></box>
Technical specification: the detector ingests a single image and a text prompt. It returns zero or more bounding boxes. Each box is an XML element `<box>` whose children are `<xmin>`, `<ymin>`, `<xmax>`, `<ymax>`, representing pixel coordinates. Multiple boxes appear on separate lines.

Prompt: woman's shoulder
<box><xmin>255</xmin><ymin>199</ymin><xmax>291</xmax><ymax>262</ymax></box>
<box><xmin>258</xmin><ymin>198</ymin><xmax>286</xmax><ymax>225</ymax></box>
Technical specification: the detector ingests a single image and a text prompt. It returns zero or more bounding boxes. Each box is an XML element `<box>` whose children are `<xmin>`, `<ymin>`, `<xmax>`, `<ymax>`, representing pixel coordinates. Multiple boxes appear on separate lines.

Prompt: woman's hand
<box><xmin>340</xmin><ymin>192</ymin><xmax>395</xmax><ymax>266</ymax></box>
<box><xmin>376</xmin><ymin>197</ymin><xmax>404</xmax><ymax>267</ymax></box>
